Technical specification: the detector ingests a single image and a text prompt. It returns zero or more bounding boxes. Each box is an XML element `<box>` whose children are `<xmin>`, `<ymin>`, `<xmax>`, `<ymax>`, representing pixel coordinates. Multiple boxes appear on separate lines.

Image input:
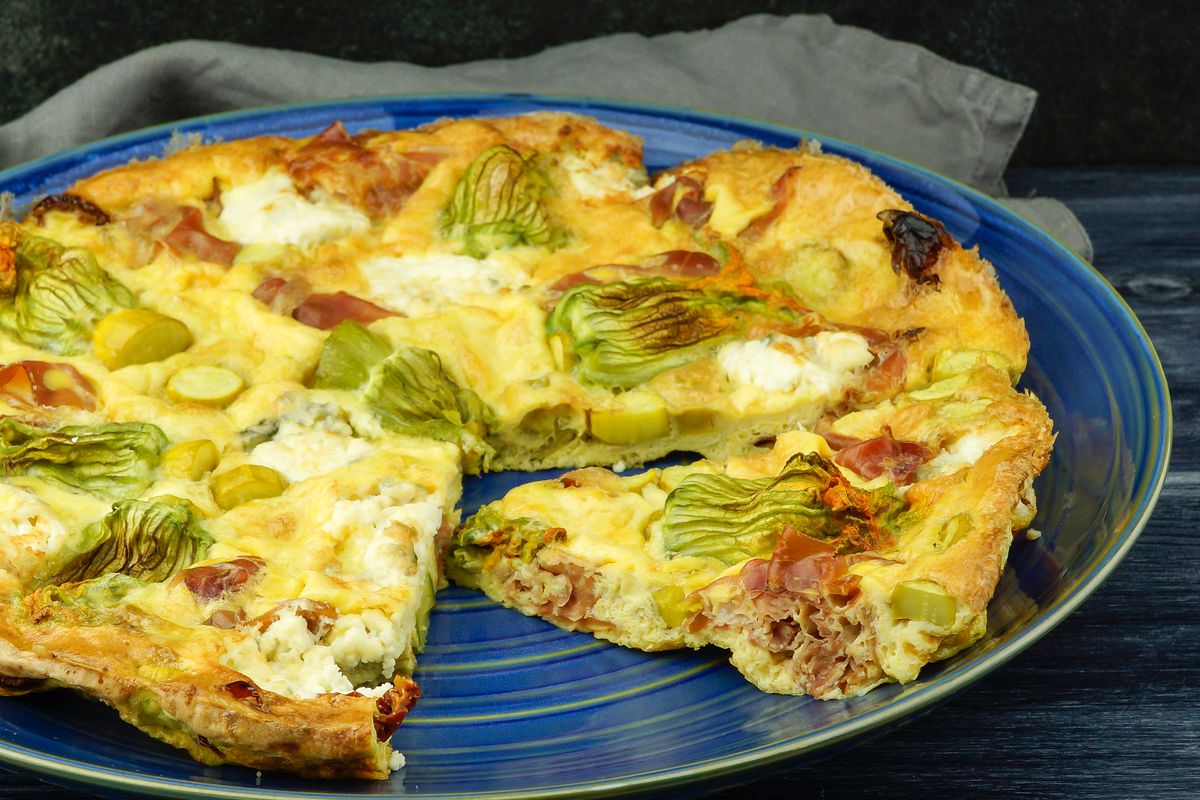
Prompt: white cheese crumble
<box><xmin>389</xmin><ymin>751</ymin><xmax>405</xmax><ymax>771</ymax></box>
<box><xmin>218</xmin><ymin>170</ymin><xmax>369</xmax><ymax>247</ymax></box>
<box><xmin>358</xmin><ymin>253</ymin><xmax>527</xmax><ymax>316</ymax></box>
<box><xmin>222</xmin><ymin>607</ymin><xmax>412</xmax><ymax>700</ymax></box>
<box><xmin>1012</xmin><ymin>476</ymin><xmax>1037</xmax><ymax>529</ymax></box>
<box><xmin>242</xmin><ymin>606</ymin><xmax>351</xmax><ymax>696</ymax></box>
<box><xmin>325</xmin><ymin>481</ymin><xmax>443</xmax><ymax>590</ymax></box>
<box><xmin>221</xmin><ymin>481</ymin><xmax>443</xmax><ymax>700</ymax></box>
<box><xmin>558</xmin><ymin>153</ymin><xmax>646</xmax><ymax>200</ymax></box>
<box><xmin>920</xmin><ymin>430</ymin><xmax>1008</xmax><ymax>478</ymax></box>
<box><xmin>327</xmin><ymin>607</ymin><xmax>408</xmax><ymax>677</ymax></box>
<box><xmin>717</xmin><ymin>331</ymin><xmax>874</xmax><ymax>397</ymax></box>
<box><xmin>0</xmin><ymin>483</ymin><xmax>71</xmax><ymax>581</ymax></box>
<box><xmin>247</xmin><ymin>418</ymin><xmax>374</xmax><ymax>483</ymax></box>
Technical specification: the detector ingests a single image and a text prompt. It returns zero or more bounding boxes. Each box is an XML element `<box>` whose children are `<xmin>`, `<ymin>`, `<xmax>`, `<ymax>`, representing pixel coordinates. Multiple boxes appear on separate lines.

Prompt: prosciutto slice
<box><xmin>832</xmin><ymin>426</ymin><xmax>932</xmax><ymax>485</ymax></box>
<box><xmin>547</xmin><ymin>250</ymin><xmax>721</xmax><ymax>295</ymax></box>
<box><xmin>291</xmin><ymin>291</ymin><xmax>397</xmax><ymax>330</ymax></box>
<box><xmin>165</xmin><ymin>207</ymin><xmax>241</xmax><ymax>266</ymax></box>
<box><xmin>648</xmin><ymin>175</ymin><xmax>711</xmax><ymax>228</ymax></box>
<box><xmin>179</xmin><ymin>557</ymin><xmax>265</xmax><ymax>601</ymax></box>
<box><xmin>739</xmin><ymin>166</ymin><xmax>802</xmax><ymax>240</ymax></box>
<box><xmin>286</xmin><ymin>122</ymin><xmax>445</xmax><ymax>216</ymax></box>
<box><xmin>0</xmin><ymin>361</ymin><xmax>96</xmax><ymax>410</ymax></box>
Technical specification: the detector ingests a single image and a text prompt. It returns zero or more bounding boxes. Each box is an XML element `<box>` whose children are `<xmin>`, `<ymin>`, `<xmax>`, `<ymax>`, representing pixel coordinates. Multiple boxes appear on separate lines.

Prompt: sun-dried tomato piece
<box><xmin>878</xmin><ymin>209</ymin><xmax>952</xmax><ymax>286</ymax></box>
<box><xmin>373</xmin><ymin>680</ymin><xmax>421</xmax><ymax>741</ymax></box>
<box><xmin>195</xmin><ymin>734</ymin><xmax>224</xmax><ymax>756</ymax></box>
<box><xmin>221</xmin><ymin>680</ymin><xmax>266</xmax><ymax>709</ymax></box>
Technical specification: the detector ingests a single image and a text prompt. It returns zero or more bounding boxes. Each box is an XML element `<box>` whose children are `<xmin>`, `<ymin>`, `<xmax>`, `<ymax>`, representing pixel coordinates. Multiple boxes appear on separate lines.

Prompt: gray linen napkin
<box><xmin>0</xmin><ymin>13</ymin><xmax>1091</xmax><ymax>259</ymax></box>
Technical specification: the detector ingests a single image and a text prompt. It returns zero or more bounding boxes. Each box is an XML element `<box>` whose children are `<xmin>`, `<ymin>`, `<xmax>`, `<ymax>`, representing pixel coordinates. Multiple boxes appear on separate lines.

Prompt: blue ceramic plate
<box><xmin>0</xmin><ymin>96</ymin><xmax>1171</xmax><ymax>799</ymax></box>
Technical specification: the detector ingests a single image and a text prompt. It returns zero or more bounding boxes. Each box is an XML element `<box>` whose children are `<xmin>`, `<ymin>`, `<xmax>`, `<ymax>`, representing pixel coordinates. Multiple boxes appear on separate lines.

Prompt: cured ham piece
<box><xmin>0</xmin><ymin>360</ymin><xmax>96</xmax><ymax>410</ymax></box>
<box><xmin>165</xmin><ymin>207</ymin><xmax>241</xmax><ymax>266</ymax></box>
<box><xmin>291</xmin><ymin>291</ymin><xmax>397</xmax><ymax>330</ymax></box>
<box><xmin>179</xmin><ymin>557</ymin><xmax>265</xmax><ymax>601</ymax></box>
<box><xmin>648</xmin><ymin>175</ymin><xmax>712</xmax><ymax>228</ymax></box>
<box><xmin>547</xmin><ymin>250</ymin><xmax>721</xmax><ymax>294</ymax></box>
<box><xmin>252</xmin><ymin>277</ymin><xmax>397</xmax><ymax>328</ymax></box>
<box><xmin>286</xmin><ymin>122</ymin><xmax>446</xmax><ymax>216</ymax></box>
<box><xmin>122</xmin><ymin>200</ymin><xmax>239</xmax><ymax>266</ymax></box>
<box><xmin>832</xmin><ymin>426</ymin><xmax>932</xmax><ymax>485</ymax></box>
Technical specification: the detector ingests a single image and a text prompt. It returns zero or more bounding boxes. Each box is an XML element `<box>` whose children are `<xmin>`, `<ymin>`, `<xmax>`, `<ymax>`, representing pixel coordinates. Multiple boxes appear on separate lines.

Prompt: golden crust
<box><xmin>75</xmin><ymin>138</ymin><xmax>293</xmax><ymax>211</ymax></box>
<box><xmin>888</xmin><ymin>377</ymin><xmax>1055</xmax><ymax>611</ymax></box>
<box><xmin>0</xmin><ymin>608</ymin><xmax>412</xmax><ymax>778</ymax></box>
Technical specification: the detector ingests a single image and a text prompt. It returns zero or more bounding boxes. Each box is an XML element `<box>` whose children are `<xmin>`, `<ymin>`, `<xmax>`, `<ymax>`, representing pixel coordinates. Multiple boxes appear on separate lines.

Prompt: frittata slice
<box><xmin>0</xmin><ymin>221</ymin><xmax>462</xmax><ymax>777</ymax></box>
<box><xmin>0</xmin><ymin>396</ymin><xmax>460</xmax><ymax>777</ymax></box>
<box><xmin>448</xmin><ymin>365</ymin><xmax>1053</xmax><ymax>697</ymax></box>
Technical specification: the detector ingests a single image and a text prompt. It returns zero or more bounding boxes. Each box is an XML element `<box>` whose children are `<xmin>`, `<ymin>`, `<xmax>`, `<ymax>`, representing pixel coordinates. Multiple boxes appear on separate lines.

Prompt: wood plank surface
<box><xmin>2</xmin><ymin>166</ymin><xmax>1196</xmax><ymax>799</ymax></box>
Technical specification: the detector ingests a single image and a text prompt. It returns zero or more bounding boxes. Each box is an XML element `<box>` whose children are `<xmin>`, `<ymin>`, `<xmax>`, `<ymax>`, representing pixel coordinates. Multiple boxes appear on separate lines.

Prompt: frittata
<box><xmin>0</xmin><ymin>111</ymin><xmax>1052</xmax><ymax>777</ymax></box>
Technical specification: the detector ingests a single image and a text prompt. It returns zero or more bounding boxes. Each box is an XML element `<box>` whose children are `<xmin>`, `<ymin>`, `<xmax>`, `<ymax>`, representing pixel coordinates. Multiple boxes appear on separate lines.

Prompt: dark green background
<box><xmin>0</xmin><ymin>1</ymin><xmax>1194</xmax><ymax>165</ymax></box>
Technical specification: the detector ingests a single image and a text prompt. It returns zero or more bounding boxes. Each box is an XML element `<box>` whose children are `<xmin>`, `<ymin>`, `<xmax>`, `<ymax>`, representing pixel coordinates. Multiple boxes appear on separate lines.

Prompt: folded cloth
<box><xmin>0</xmin><ymin>13</ymin><xmax>1091</xmax><ymax>259</ymax></box>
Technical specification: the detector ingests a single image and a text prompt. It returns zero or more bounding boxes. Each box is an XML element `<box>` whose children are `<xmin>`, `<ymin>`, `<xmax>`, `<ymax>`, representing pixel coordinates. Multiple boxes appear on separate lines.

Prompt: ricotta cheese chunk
<box><xmin>223</xmin><ymin>602</ymin><xmax>418</xmax><ymax>698</ymax></box>
<box><xmin>325</xmin><ymin>480</ymin><xmax>444</xmax><ymax>590</ymax></box>
<box><xmin>558</xmin><ymin>153</ymin><xmax>646</xmax><ymax>200</ymax></box>
<box><xmin>247</xmin><ymin>417</ymin><xmax>374</xmax><ymax>483</ymax></box>
<box><xmin>717</xmin><ymin>331</ymin><xmax>874</xmax><ymax>398</ymax></box>
<box><xmin>224</xmin><ymin>606</ymin><xmax>419</xmax><ymax>700</ymax></box>
<box><xmin>221</xmin><ymin>480</ymin><xmax>443</xmax><ymax>700</ymax></box>
<box><xmin>218</xmin><ymin>170</ymin><xmax>369</xmax><ymax>247</ymax></box>
<box><xmin>240</xmin><ymin>605</ymin><xmax>352</xmax><ymax>697</ymax></box>
<box><xmin>0</xmin><ymin>483</ymin><xmax>71</xmax><ymax>582</ymax></box>
<box><xmin>358</xmin><ymin>253</ymin><xmax>527</xmax><ymax>316</ymax></box>
<box><xmin>920</xmin><ymin>429</ymin><xmax>1009</xmax><ymax>478</ymax></box>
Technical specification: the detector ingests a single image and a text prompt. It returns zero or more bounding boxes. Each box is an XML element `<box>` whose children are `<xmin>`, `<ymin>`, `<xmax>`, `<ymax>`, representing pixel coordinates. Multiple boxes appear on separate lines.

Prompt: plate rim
<box><xmin>0</xmin><ymin>93</ymin><xmax>1173</xmax><ymax>800</ymax></box>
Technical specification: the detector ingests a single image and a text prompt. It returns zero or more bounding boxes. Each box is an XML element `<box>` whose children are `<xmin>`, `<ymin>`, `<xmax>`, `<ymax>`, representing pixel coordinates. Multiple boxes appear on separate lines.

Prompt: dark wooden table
<box><xmin>2</xmin><ymin>166</ymin><xmax>1195</xmax><ymax>799</ymax></box>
